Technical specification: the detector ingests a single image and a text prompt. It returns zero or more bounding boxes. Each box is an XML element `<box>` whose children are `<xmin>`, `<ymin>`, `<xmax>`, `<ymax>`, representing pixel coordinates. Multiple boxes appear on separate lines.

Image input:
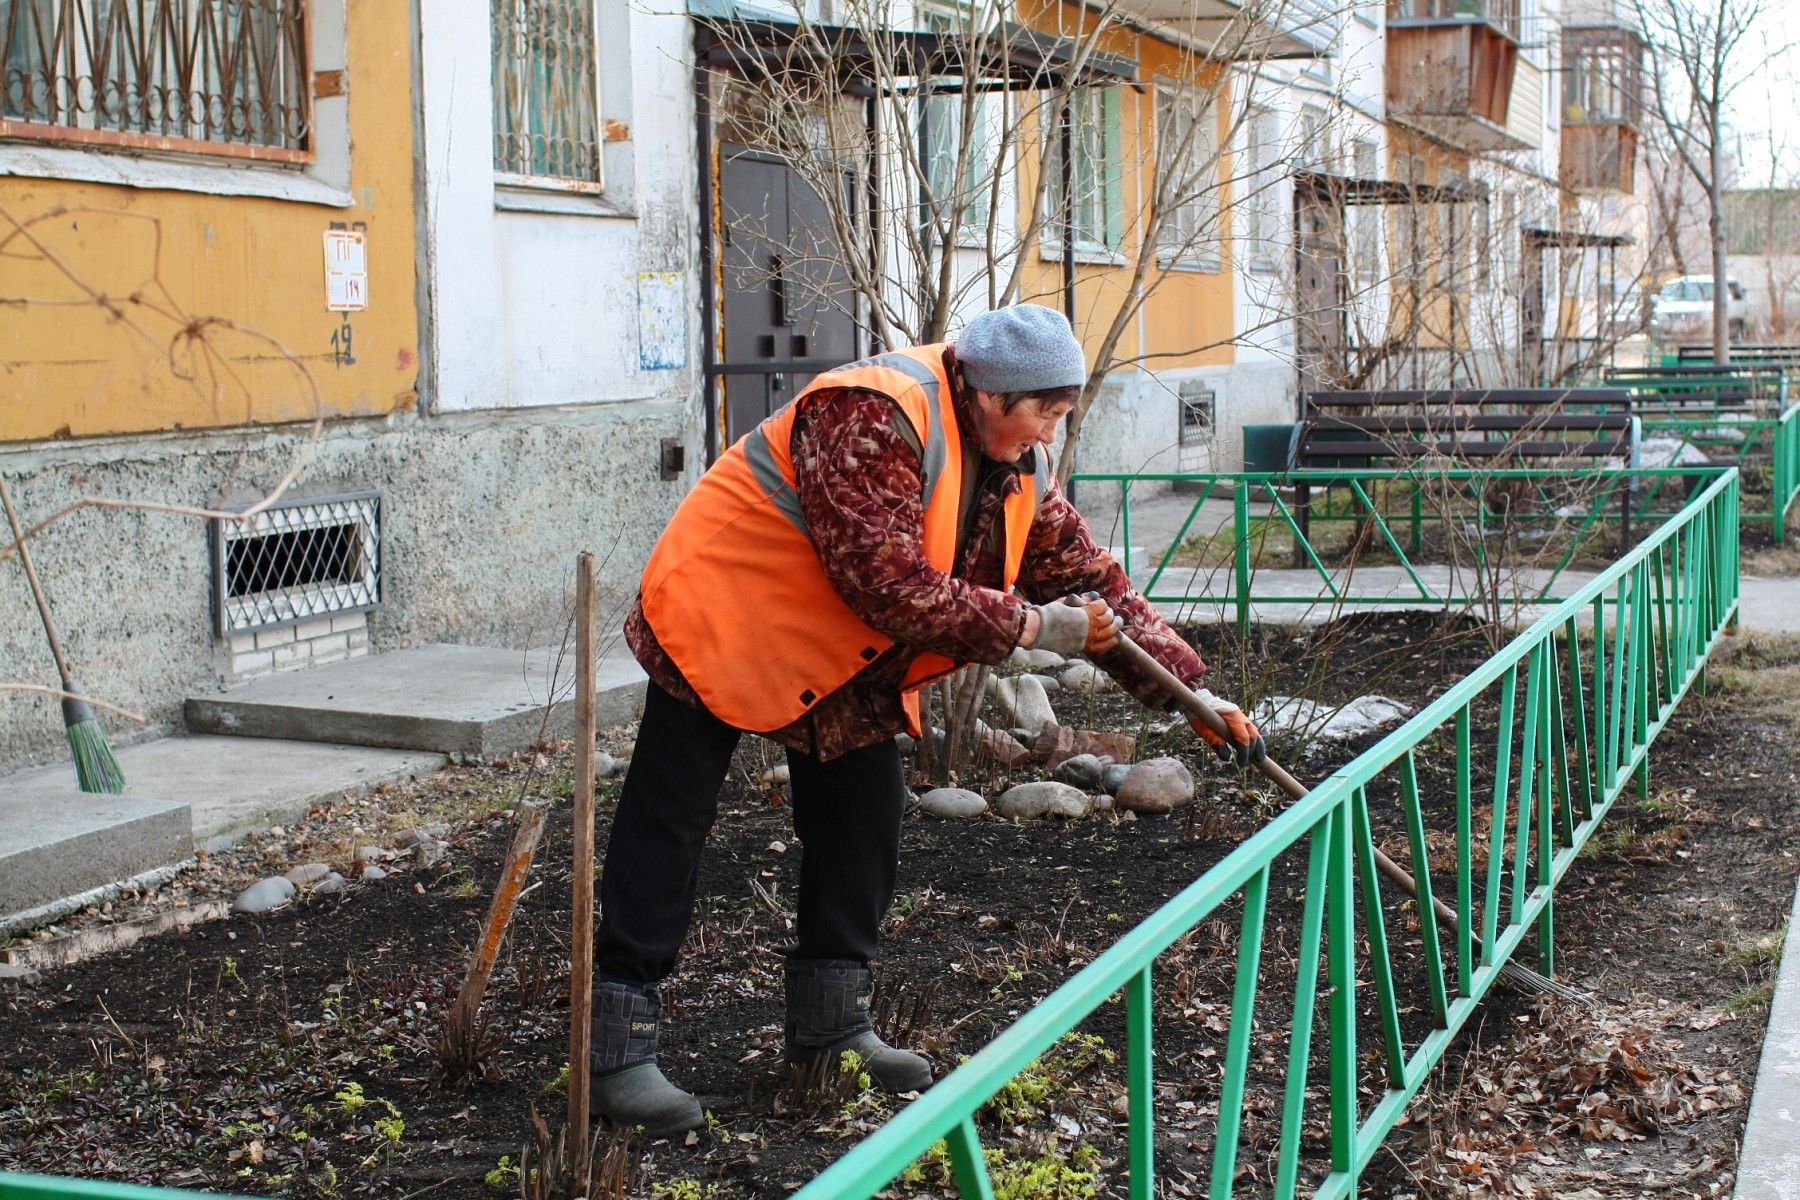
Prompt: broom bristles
<box><xmin>67</xmin><ymin>718</ymin><xmax>125</xmax><ymax>794</ymax></box>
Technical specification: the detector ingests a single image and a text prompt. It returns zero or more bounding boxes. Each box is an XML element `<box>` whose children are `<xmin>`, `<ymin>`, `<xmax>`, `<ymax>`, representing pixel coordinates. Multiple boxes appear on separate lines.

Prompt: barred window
<box><xmin>0</xmin><ymin>0</ymin><xmax>312</xmax><ymax>161</ymax></box>
<box><xmin>1043</xmin><ymin>87</ymin><xmax>1121</xmax><ymax>253</ymax></box>
<box><xmin>491</xmin><ymin>0</ymin><xmax>602</xmax><ymax>189</ymax></box>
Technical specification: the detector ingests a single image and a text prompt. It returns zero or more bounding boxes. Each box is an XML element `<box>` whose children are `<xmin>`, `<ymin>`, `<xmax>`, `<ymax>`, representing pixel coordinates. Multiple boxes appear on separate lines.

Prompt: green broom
<box><xmin>0</xmin><ymin>475</ymin><xmax>125</xmax><ymax>793</ymax></box>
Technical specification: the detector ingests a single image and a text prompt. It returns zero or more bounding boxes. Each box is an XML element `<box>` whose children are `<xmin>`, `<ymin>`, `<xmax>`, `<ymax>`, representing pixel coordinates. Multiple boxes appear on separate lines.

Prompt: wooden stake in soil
<box><xmin>568</xmin><ymin>551</ymin><xmax>598</xmax><ymax>1179</ymax></box>
<box><xmin>438</xmin><ymin>805</ymin><xmax>549</xmax><ymax>1082</ymax></box>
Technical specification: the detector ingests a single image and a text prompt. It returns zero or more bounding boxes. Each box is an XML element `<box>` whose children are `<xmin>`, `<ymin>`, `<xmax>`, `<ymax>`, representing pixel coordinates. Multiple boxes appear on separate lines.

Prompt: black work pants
<box><xmin>595</xmin><ymin>681</ymin><xmax>908</xmax><ymax>985</ymax></box>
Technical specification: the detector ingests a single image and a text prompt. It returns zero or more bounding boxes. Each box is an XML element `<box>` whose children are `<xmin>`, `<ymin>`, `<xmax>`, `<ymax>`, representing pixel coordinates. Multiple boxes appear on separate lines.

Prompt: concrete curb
<box><xmin>1733</xmin><ymin>880</ymin><xmax>1800</xmax><ymax>1198</ymax></box>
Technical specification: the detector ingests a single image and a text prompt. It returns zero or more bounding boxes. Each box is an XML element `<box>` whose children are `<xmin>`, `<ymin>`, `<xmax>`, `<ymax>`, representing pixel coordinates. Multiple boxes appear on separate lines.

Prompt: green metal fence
<box><xmin>1079</xmin><ymin>465</ymin><xmax>1733</xmax><ymax>634</ymax></box>
<box><xmin>1638</xmin><ymin>401</ymin><xmax>1800</xmax><ymax>539</ymax></box>
<box><xmin>792</xmin><ymin>468</ymin><xmax>1740</xmax><ymax>1200</ymax></box>
<box><xmin>0</xmin><ymin>1177</ymin><xmax>251</xmax><ymax>1199</ymax></box>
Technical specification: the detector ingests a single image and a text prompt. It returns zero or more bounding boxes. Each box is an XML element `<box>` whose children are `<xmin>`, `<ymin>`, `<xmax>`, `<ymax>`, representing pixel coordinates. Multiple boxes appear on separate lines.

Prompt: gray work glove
<box><xmin>1029</xmin><ymin>596</ymin><xmax>1123</xmax><ymax>657</ymax></box>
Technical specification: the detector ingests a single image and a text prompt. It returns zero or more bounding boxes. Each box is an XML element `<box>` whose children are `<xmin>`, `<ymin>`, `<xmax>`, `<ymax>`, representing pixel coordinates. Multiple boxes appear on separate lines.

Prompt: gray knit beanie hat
<box><xmin>955</xmin><ymin>304</ymin><xmax>1087</xmax><ymax>394</ymax></box>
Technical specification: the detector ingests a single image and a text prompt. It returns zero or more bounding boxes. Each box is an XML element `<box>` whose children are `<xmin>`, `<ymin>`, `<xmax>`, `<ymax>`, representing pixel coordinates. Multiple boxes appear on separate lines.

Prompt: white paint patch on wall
<box><xmin>636</xmin><ymin>271</ymin><xmax>688</xmax><ymax>370</ymax></box>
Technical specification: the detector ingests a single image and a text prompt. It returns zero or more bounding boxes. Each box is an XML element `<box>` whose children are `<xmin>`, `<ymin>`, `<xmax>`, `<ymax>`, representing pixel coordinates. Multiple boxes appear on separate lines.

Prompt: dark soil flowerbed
<box><xmin>1</xmin><ymin>617</ymin><xmax>1795</xmax><ymax>1200</ymax></box>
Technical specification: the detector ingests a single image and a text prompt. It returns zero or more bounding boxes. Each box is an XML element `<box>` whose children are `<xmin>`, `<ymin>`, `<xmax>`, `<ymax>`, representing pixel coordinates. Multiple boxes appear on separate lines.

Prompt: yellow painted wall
<box><xmin>1016</xmin><ymin>2</ymin><xmax>1235</xmax><ymax>373</ymax></box>
<box><xmin>0</xmin><ymin>2</ymin><xmax>418</xmax><ymax>443</ymax></box>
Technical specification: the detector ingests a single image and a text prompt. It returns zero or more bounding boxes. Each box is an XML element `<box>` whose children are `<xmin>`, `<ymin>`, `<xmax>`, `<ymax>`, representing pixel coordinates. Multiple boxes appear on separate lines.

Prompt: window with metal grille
<box><xmin>491</xmin><ymin>0</ymin><xmax>602</xmax><ymax>190</ymax></box>
<box><xmin>0</xmin><ymin>0</ymin><xmax>312</xmax><ymax>161</ymax></box>
<box><xmin>1177</xmin><ymin>385</ymin><xmax>1214</xmax><ymax>447</ymax></box>
<box><xmin>213</xmin><ymin>493</ymin><xmax>380</xmax><ymax>636</ymax></box>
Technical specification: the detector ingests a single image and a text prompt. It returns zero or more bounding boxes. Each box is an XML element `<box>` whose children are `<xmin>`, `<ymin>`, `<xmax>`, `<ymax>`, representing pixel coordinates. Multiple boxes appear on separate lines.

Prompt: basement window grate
<box><xmin>1178</xmin><ymin>385</ymin><xmax>1216</xmax><ymax>447</ymax></box>
<box><xmin>212</xmin><ymin>492</ymin><xmax>381</xmax><ymax>636</ymax></box>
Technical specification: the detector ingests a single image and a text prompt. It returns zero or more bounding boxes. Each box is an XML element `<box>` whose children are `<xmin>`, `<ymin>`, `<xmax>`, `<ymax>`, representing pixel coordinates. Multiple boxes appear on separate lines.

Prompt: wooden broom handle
<box><xmin>0</xmin><ymin>474</ymin><xmax>75</xmax><ymax>689</ymax></box>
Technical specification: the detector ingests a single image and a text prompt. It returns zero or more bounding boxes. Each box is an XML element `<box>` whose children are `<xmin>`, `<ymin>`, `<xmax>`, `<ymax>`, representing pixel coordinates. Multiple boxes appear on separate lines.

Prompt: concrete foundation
<box><xmin>0</xmin><ymin>401</ymin><xmax>688</xmax><ymax>773</ymax></box>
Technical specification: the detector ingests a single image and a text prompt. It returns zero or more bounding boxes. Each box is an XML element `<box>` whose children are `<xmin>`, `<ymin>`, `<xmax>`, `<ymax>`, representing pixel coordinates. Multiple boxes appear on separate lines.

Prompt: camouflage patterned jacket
<box><xmin>624</xmin><ymin>353</ymin><xmax>1208</xmax><ymax>761</ymax></box>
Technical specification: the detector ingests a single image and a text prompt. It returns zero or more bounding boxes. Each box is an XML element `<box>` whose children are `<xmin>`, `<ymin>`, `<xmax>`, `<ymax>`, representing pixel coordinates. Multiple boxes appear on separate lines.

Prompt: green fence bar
<box><xmin>0</xmin><ymin>1176</ymin><xmax>264</xmax><ymax>1199</ymax></box>
<box><xmin>792</xmin><ymin>469</ymin><xmax>1739</xmax><ymax>1200</ymax></box>
<box><xmin>1075</xmin><ymin>465</ymin><xmax>1745</xmax><ymax>620</ymax></box>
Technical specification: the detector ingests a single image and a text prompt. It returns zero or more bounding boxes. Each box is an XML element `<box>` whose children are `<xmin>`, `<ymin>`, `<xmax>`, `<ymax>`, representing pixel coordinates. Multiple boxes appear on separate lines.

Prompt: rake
<box><xmin>1114</xmin><ymin>632</ymin><xmax>1586</xmax><ymax>1001</ymax></box>
<box><xmin>0</xmin><ymin>475</ymin><xmax>125</xmax><ymax>794</ymax></box>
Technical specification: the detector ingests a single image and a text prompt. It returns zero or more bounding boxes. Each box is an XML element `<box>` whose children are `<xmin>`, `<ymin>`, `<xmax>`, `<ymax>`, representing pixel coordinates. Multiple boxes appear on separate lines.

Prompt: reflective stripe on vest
<box><xmin>639</xmin><ymin>344</ymin><xmax>1042</xmax><ymax>735</ymax></box>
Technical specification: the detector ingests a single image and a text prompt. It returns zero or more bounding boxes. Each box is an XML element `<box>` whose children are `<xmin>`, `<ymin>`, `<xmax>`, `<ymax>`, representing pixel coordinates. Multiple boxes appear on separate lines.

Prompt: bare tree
<box><xmin>1635</xmin><ymin>0</ymin><xmax>1781</xmax><ymax>362</ymax></box>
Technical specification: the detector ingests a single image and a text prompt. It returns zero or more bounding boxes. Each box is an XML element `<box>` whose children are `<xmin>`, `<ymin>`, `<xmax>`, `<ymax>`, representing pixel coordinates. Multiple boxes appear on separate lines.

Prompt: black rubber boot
<box><xmin>784</xmin><ymin>959</ymin><xmax>932</xmax><ymax>1093</ymax></box>
<box><xmin>590</xmin><ymin>982</ymin><xmax>704</xmax><ymax>1137</ymax></box>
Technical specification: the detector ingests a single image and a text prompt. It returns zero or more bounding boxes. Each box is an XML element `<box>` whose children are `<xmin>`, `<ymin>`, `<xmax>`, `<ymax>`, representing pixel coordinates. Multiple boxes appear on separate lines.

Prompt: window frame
<box><xmin>490</xmin><ymin>0</ymin><xmax>606</xmax><ymax>194</ymax></box>
<box><xmin>918</xmin><ymin>2</ymin><xmax>997</xmax><ymax>250</ymax></box>
<box><xmin>0</xmin><ymin>0</ymin><xmax>315</xmax><ymax>165</ymax></box>
<box><xmin>1241</xmin><ymin>105</ymin><xmax>1282</xmax><ymax>273</ymax></box>
<box><xmin>1152</xmin><ymin>83</ymin><xmax>1222</xmax><ymax>273</ymax></box>
<box><xmin>1040</xmin><ymin>85</ymin><xmax>1123</xmax><ymax>259</ymax></box>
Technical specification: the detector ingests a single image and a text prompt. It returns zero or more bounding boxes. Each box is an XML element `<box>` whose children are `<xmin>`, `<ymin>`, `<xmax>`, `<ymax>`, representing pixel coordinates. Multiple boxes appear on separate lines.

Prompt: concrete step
<box><xmin>118</xmin><ymin>735</ymin><xmax>446</xmax><ymax>847</ymax></box>
<box><xmin>0</xmin><ymin>775</ymin><xmax>191</xmax><ymax>925</ymax></box>
<box><xmin>184</xmin><ymin>642</ymin><xmax>647</xmax><ymax>759</ymax></box>
<box><xmin>0</xmin><ymin>735</ymin><xmax>444</xmax><ymax>929</ymax></box>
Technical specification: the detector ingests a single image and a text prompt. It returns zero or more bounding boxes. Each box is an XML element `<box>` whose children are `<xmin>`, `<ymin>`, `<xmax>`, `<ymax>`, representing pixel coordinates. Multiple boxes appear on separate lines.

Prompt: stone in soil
<box><xmin>361</xmin><ymin>865</ymin><xmax>389</xmax><ymax>882</ymax></box>
<box><xmin>993</xmin><ymin>781</ymin><xmax>1091</xmax><ymax>820</ymax></box>
<box><xmin>1021</xmin><ymin>648</ymin><xmax>1066</xmax><ymax>670</ymax></box>
<box><xmin>978</xmin><ymin>726</ymin><xmax>1033</xmax><ymax>767</ymax></box>
<box><xmin>232</xmin><ymin>876</ymin><xmax>297</xmax><ymax>914</ymax></box>
<box><xmin>413</xmin><ymin>841</ymin><xmax>446</xmax><ymax>867</ymax></box>
<box><xmin>759</xmin><ymin>764</ymin><xmax>791</xmax><ymax>788</ymax></box>
<box><xmin>312</xmin><ymin>872</ymin><xmax>348</xmax><ymax>895</ymax></box>
<box><xmin>285</xmin><ymin>863</ymin><xmax>333</xmax><ymax>886</ymax></box>
<box><xmin>595</xmin><ymin>751</ymin><xmax>617</xmax><ymax>779</ymax></box>
<box><xmin>1114</xmin><ymin>758</ymin><xmax>1195</xmax><ymax>814</ymax></box>
<box><xmin>1060</xmin><ymin>661</ymin><xmax>1111</xmax><ymax>692</ymax></box>
<box><xmin>1008</xmin><ymin>676</ymin><xmax>1058</xmax><ymax>741</ymax></box>
<box><xmin>1254</xmin><ymin>694</ymin><xmax>1414</xmax><ymax>747</ymax></box>
<box><xmin>1033</xmin><ymin>673</ymin><xmax>1061</xmax><ymax>693</ymax></box>
<box><xmin>395</xmin><ymin>824</ymin><xmax>448</xmax><ymax>848</ymax></box>
<box><xmin>1101</xmin><ymin>763</ymin><xmax>1131</xmax><ymax>794</ymax></box>
<box><xmin>1053</xmin><ymin>754</ymin><xmax>1109</xmax><ymax>789</ymax></box>
<box><xmin>915</xmin><ymin>788</ymin><xmax>988</xmax><ymax>819</ymax></box>
<box><xmin>355</xmin><ymin>846</ymin><xmax>386</xmax><ymax>864</ymax></box>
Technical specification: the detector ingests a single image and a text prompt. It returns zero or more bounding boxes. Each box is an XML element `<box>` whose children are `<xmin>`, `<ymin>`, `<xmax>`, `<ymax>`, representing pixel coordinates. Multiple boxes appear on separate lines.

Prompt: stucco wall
<box><xmin>1066</xmin><ymin>359</ymin><xmax>1295</xmax><ymax>506</ymax></box>
<box><xmin>0</xmin><ymin>405</ymin><xmax>686</xmax><ymax>770</ymax></box>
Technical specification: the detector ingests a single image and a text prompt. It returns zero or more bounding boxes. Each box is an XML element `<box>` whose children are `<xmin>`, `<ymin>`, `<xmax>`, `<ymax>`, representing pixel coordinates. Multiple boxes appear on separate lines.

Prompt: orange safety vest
<box><xmin>640</xmin><ymin>345</ymin><xmax>1046</xmax><ymax>736</ymax></box>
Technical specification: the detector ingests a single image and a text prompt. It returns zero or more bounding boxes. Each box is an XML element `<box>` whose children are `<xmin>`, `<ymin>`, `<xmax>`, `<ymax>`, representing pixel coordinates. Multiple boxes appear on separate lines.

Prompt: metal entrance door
<box><xmin>718</xmin><ymin>146</ymin><xmax>861</xmax><ymax>446</ymax></box>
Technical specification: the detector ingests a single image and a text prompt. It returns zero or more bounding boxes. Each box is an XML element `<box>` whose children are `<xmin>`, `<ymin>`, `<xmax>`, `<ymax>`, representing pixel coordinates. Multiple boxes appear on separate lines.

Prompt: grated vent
<box><xmin>1178</xmin><ymin>384</ymin><xmax>1216</xmax><ymax>447</ymax></box>
<box><xmin>213</xmin><ymin>492</ymin><xmax>381</xmax><ymax>636</ymax></box>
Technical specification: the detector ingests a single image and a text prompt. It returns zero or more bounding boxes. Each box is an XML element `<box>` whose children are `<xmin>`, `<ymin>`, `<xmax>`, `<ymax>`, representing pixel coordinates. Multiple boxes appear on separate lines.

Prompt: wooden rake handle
<box><xmin>1112</xmin><ymin>632</ymin><xmax>1465</xmax><ymax>933</ymax></box>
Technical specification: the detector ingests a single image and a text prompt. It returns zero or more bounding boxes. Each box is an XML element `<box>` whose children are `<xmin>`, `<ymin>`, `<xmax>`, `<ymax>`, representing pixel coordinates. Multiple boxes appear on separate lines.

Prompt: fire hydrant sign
<box><xmin>324</xmin><ymin>229</ymin><xmax>368</xmax><ymax>312</ymax></box>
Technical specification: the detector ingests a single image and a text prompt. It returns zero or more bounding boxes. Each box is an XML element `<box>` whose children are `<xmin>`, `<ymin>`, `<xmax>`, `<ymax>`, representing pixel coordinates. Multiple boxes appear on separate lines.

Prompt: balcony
<box><xmin>1386</xmin><ymin>1</ymin><xmax>1530</xmax><ymax>152</ymax></box>
<box><xmin>1559</xmin><ymin>25</ymin><xmax>1644</xmax><ymax>194</ymax></box>
<box><xmin>1118</xmin><ymin>0</ymin><xmax>1338</xmax><ymax>60</ymax></box>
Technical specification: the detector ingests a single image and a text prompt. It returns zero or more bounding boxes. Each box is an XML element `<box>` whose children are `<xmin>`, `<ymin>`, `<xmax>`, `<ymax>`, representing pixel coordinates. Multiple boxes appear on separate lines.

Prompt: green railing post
<box><xmin>1234</xmin><ymin>481</ymin><xmax>1251</xmax><ymax>637</ymax></box>
<box><xmin>1328</xmin><ymin>801</ymin><xmax>1357</xmax><ymax>1176</ymax></box>
<box><xmin>1126</xmin><ymin>966</ymin><xmax>1155</xmax><ymax>1200</ymax></box>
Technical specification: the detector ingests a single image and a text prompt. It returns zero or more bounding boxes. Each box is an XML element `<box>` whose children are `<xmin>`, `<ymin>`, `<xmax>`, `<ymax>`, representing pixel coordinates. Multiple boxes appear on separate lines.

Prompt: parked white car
<box><xmin>1649</xmin><ymin>275</ymin><xmax>1748</xmax><ymax>342</ymax></box>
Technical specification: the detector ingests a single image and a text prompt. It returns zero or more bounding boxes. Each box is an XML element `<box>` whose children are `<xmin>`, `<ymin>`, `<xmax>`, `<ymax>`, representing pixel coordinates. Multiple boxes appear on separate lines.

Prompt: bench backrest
<box><xmin>1294</xmin><ymin>389</ymin><xmax>1636</xmax><ymax>466</ymax></box>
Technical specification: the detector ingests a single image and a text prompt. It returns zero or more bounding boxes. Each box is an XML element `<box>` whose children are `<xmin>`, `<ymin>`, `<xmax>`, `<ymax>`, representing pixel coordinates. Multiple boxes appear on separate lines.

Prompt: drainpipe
<box><xmin>694</xmin><ymin>37</ymin><xmax>719</xmax><ymax>466</ymax></box>
<box><xmin>1060</xmin><ymin>96</ymin><xmax>1078</xmax><ymax>504</ymax></box>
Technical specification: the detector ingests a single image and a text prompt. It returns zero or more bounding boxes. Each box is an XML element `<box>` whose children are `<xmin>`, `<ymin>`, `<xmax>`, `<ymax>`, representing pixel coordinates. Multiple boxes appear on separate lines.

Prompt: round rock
<box><xmin>1052</xmin><ymin>754</ymin><xmax>1108</xmax><ymax>789</ymax></box>
<box><xmin>916</xmin><ymin>787</ymin><xmax>988</xmax><ymax>819</ymax></box>
<box><xmin>759</xmin><ymin>764</ymin><xmax>791</xmax><ymax>788</ymax></box>
<box><xmin>1031</xmin><ymin>672</ymin><xmax>1062</xmax><ymax>693</ymax></box>
<box><xmin>1101</xmin><ymin>763</ymin><xmax>1132</xmax><ymax>795</ymax></box>
<box><xmin>1060</xmin><ymin>661</ymin><xmax>1110</xmax><ymax>692</ymax></box>
<box><xmin>1114</xmin><ymin>757</ymin><xmax>1196</xmax><ymax>814</ymax></box>
<box><xmin>1022</xmin><ymin>647</ymin><xmax>1067</xmax><ymax>670</ymax></box>
<box><xmin>361</xmin><ymin>864</ymin><xmax>389</xmax><ymax>882</ymax></box>
<box><xmin>994</xmin><ymin>781</ymin><xmax>1091</xmax><ymax>821</ymax></box>
<box><xmin>284</xmin><ymin>863</ymin><xmax>333</xmax><ymax>887</ymax></box>
<box><xmin>1008</xmin><ymin>674</ymin><xmax>1058</xmax><ymax>738</ymax></box>
<box><xmin>594</xmin><ymin>751</ymin><xmax>618</xmax><ymax>779</ymax></box>
<box><xmin>312</xmin><ymin>872</ymin><xmax>348</xmax><ymax>895</ymax></box>
<box><xmin>232</xmin><ymin>876</ymin><xmax>297</xmax><ymax>914</ymax></box>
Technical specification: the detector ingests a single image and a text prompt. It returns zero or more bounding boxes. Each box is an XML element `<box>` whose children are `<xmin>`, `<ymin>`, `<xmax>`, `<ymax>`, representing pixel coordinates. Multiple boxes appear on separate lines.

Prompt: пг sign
<box><xmin>324</xmin><ymin>229</ymin><xmax>369</xmax><ymax>312</ymax></box>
